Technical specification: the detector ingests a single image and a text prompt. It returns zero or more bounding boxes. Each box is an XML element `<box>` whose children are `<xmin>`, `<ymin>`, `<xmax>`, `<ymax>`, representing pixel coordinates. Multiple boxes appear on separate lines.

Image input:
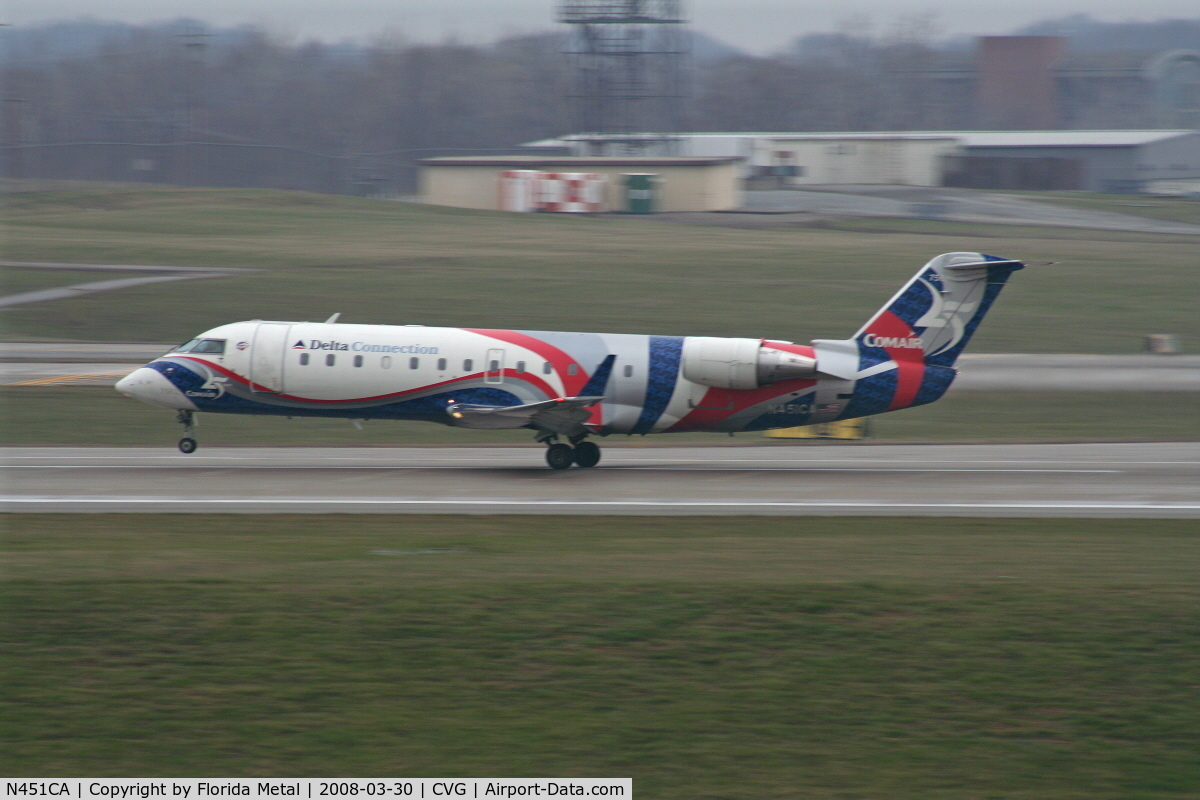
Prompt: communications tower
<box><xmin>558</xmin><ymin>0</ymin><xmax>690</xmax><ymax>154</ymax></box>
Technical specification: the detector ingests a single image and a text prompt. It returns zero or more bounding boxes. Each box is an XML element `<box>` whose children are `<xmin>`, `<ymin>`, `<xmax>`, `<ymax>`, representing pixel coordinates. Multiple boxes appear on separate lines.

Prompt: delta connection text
<box><xmin>297</xmin><ymin>340</ymin><xmax>439</xmax><ymax>354</ymax></box>
<box><xmin>3</xmin><ymin>781</ymin><xmax>630</xmax><ymax>800</ymax></box>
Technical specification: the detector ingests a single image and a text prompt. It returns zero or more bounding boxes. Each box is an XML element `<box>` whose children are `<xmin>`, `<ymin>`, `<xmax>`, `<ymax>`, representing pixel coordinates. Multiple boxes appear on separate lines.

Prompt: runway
<box><xmin>6</xmin><ymin>442</ymin><xmax>1199</xmax><ymax>517</ymax></box>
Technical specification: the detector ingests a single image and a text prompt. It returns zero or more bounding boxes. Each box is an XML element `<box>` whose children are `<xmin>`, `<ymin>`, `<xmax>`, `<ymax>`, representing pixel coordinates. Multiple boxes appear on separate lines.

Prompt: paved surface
<box><xmin>5</xmin><ymin>443</ymin><xmax>1198</xmax><ymax>517</ymax></box>
<box><xmin>739</xmin><ymin>187</ymin><xmax>1200</xmax><ymax>235</ymax></box>
<box><xmin>0</xmin><ymin>343</ymin><xmax>176</xmax><ymax>362</ymax></box>
<box><xmin>0</xmin><ymin>262</ymin><xmax>255</xmax><ymax>308</ymax></box>
<box><xmin>4</xmin><ymin>352</ymin><xmax>1196</xmax><ymax>390</ymax></box>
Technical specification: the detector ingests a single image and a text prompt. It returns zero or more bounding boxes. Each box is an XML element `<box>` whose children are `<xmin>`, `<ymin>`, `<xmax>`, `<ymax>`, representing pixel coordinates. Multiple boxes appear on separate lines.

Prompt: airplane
<box><xmin>115</xmin><ymin>251</ymin><xmax>1024</xmax><ymax>469</ymax></box>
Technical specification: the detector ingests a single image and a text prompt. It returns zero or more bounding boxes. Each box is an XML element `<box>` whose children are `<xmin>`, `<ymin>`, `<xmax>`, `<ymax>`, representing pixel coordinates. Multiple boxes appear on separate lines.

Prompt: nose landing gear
<box><xmin>539</xmin><ymin>434</ymin><xmax>603</xmax><ymax>470</ymax></box>
<box><xmin>176</xmin><ymin>410</ymin><xmax>198</xmax><ymax>454</ymax></box>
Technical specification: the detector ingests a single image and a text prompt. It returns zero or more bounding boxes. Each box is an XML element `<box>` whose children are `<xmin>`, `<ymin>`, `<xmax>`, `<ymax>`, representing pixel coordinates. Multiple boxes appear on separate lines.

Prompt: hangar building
<box><xmin>528</xmin><ymin>129</ymin><xmax>1200</xmax><ymax>193</ymax></box>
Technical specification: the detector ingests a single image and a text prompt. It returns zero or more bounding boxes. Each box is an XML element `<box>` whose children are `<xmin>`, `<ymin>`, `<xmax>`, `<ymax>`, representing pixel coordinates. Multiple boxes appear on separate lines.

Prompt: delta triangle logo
<box><xmin>292</xmin><ymin>340</ymin><xmax>306</xmax><ymax>349</ymax></box>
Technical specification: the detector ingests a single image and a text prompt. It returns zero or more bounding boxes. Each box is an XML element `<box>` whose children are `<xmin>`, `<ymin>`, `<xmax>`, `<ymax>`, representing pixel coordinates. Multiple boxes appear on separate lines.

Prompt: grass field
<box><xmin>3</xmin><ymin>386</ymin><xmax>1198</xmax><ymax>446</ymax></box>
<box><xmin>4</xmin><ymin>514</ymin><xmax>1199</xmax><ymax>797</ymax></box>
<box><xmin>3</xmin><ymin>186</ymin><xmax>1198</xmax><ymax>353</ymax></box>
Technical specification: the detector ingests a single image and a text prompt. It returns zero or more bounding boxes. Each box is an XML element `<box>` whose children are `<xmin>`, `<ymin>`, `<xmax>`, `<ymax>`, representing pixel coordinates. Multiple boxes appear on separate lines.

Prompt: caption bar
<box><xmin>3</xmin><ymin>782</ymin><xmax>630</xmax><ymax>800</ymax></box>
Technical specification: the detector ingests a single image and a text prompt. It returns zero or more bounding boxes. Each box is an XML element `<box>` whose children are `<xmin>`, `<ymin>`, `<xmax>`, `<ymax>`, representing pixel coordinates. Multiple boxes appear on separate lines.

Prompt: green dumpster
<box><xmin>622</xmin><ymin>173</ymin><xmax>659</xmax><ymax>214</ymax></box>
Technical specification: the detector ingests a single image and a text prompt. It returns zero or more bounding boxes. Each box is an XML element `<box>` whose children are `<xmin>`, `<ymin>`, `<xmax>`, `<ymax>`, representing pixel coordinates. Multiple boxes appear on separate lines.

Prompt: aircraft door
<box><xmin>484</xmin><ymin>348</ymin><xmax>505</xmax><ymax>384</ymax></box>
<box><xmin>249</xmin><ymin>323</ymin><xmax>290</xmax><ymax>392</ymax></box>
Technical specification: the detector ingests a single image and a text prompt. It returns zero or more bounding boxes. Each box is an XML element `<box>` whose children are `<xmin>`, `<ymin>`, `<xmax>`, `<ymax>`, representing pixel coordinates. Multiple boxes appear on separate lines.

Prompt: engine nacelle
<box><xmin>681</xmin><ymin>337</ymin><xmax>818</xmax><ymax>389</ymax></box>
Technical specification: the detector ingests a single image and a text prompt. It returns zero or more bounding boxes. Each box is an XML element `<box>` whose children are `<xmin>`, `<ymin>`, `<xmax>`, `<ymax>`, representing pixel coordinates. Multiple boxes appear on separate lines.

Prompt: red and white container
<box><xmin>537</xmin><ymin>172</ymin><xmax>607</xmax><ymax>213</ymax></box>
<box><xmin>497</xmin><ymin>170</ymin><xmax>542</xmax><ymax>212</ymax></box>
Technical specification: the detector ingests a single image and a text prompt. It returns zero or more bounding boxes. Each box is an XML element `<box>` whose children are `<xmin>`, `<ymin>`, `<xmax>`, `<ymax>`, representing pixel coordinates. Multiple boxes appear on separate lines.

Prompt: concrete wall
<box><xmin>421</xmin><ymin>161</ymin><xmax>742</xmax><ymax>212</ymax></box>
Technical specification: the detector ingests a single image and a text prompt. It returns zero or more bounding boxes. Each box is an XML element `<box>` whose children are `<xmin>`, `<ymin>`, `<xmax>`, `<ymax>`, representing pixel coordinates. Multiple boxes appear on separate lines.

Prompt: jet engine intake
<box><xmin>681</xmin><ymin>337</ymin><xmax>817</xmax><ymax>389</ymax></box>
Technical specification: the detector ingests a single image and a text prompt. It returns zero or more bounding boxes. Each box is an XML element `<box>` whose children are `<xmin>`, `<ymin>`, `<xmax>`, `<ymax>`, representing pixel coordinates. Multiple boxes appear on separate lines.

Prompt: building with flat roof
<box><xmin>525</xmin><ymin>130</ymin><xmax>1200</xmax><ymax>192</ymax></box>
<box><xmin>419</xmin><ymin>155</ymin><xmax>742</xmax><ymax>212</ymax></box>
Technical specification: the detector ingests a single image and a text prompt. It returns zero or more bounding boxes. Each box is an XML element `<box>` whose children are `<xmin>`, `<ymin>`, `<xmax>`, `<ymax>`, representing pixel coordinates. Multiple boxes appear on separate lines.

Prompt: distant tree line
<box><xmin>2</xmin><ymin>16</ymin><xmax>1197</xmax><ymax>192</ymax></box>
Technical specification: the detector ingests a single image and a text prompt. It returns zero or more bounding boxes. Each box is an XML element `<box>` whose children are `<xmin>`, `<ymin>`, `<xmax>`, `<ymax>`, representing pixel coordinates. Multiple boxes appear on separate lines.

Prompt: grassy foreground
<box><xmin>2</xmin><ymin>386</ymin><xmax>1197</xmax><ymax>446</ymax></box>
<box><xmin>3</xmin><ymin>514</ymin><xmax>1200</xmax><ymax>797</ymax></box>
<box><xmin>2</xmin><ymin>186</ymin><xmax>1198</xmax><ymax>352</ymax></box>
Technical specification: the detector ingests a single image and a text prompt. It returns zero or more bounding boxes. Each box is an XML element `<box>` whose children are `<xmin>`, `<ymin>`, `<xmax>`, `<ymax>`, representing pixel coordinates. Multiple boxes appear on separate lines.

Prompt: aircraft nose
<box><xmin>115</xmin><ymin>366</ymin><xmax>198</xmax><ymax>410</ymax></box>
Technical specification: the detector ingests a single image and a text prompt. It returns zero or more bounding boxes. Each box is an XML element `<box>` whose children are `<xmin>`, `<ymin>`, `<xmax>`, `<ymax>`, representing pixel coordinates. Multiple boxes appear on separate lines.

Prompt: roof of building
<box><xmin>956</xmin><ymin>130</ymin><xmax>1198</xmax><ymax>147</ymax></box>
<box><xmin>420</xmin><ymin>155</ymin><xmax>743</xmax><ymax>167</ymax></box>
<box><xmin>526</xmin><ymin>130</ymin><xmax>1198</xmax><ymax>150</ymax></box>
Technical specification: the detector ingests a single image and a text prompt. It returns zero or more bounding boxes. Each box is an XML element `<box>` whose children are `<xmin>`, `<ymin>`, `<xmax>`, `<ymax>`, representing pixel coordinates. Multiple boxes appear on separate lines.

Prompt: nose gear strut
<box><xmin>176</xmin><ymin>409</ymin><xmax>198</xmax><ymax>454</ymax></box>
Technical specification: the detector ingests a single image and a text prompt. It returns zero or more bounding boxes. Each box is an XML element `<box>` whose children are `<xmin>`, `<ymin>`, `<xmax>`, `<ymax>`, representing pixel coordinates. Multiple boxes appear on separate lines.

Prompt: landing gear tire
<box><xmin>178</xmin><ymin>437</ymin><xmax>197</xmax><ymax>454</ymax></box>
<box><xmin>545</xmin><ymin>443</ymin><xmax>575</xmax><ymax>470</ymax></box>
<box><xmin>573</xmin><ymin>441</ymin><xmax>601</xmax><ymax>468</ymax></box>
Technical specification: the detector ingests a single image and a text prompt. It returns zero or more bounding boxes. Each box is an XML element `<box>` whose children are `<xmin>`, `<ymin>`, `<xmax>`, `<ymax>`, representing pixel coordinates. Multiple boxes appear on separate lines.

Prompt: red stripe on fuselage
<box><xmin>171</xmin><ymin>356</ymin><xmax>554</xmax><ymax>406</ymax></box>
<box><xmin>464</xmin><ymin>329</ymin><xmax>586</xmax><ymax>396</ymax></box>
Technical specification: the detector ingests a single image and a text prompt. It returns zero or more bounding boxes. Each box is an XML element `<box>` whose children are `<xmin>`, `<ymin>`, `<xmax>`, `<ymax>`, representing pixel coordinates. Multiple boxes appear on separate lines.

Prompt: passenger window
<box><xmin>382</xmin><ymin>356</ymin><xmax>391</xmax><ymax>369</ymax></box>
<box><xmin>173</xmin><ymin>339</ymin><xmax>200</xmax><ymax>353</ymax></box>
<box><xmin>326</xmin><ymin>354</ymin><xmax>335</xmax><ymax>366</ymax></box>
<box><xmin>353</xmin><ymin>355</ymin><xmax>363</xmax><ymax>367</ymax></box>
<box><xmin>464</xmin><ymin>359</ymin><xmax>473</xmax><ymax>371</ymax></box>
<box><xmin>437</xmin><ymin>358</ymin><xmax>447</xmax><ymax>371</ymax></box>
<box><xmin>300</xmin><ymin>353</ymin><xmax>309</xmax><ymax>366</ymax></box>
<box><xmin>489</xmin><ymin>360</ymin><xmax>500</xmax><ymax>372</ymax></box>
<box><xmin>192</xmin><ymin>339</ymin><xmax>226</xmax><ymax>354</ymax></box>
<box><xmin>567</xmin><ymin>364</ymin><xmax>578</xmax><ymax>376</ymax></box>
<box><xmin>516</xmin><ymin>361</ymin><xmax>526</xmax><ymax>373</ymax></box>
<box><xmin>623</xmin><ymin>364</ymin><xmax>633</xmax><ymax>378</ymax></box>
<box><xmin>409</xmin><ymin>357</ymin><xmax>419</xmax><ymax>369</ymax></box>
<box><xmin>543</xmin><ymin>362</ymin><xmax>552</xmax><ymax>375</ymax></box>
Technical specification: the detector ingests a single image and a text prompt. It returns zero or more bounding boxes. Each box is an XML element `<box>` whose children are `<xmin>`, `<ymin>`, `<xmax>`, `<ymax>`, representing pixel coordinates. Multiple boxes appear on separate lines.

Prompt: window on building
<box><xmin>325</xmin><ymin>354</ymin><xmax>335</xmax><ymax>366</ymax></box>
<box><xmin>299</xmin><ymin>353</ymin><xmax>309</xmax><ymax>366</ymax></box>
<box><xmin>353</xmin><ymin>355</ymin><xmax>363</xmax><ymax>367</ymax></box>
<box><xmin>410</xmin><ymin>357</ymin><xmax>419</xmax><ymax>369</ymax></box>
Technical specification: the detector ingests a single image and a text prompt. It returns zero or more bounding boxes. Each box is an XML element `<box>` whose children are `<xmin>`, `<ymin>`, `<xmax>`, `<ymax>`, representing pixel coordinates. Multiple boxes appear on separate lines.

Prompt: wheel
<box><xmin>545</xmin><ymin>443</ymin><xmax>575</xmax><ymax>470</ymax></box>
<box><xmin>178</xmin><ymin>437</ymin><xmax>197</xmax><ymax>454</ymax></box>
<box><xmin>573</xmin><ymin>441</ymin><xmax>601</xmax><ymax>468</ymax></box>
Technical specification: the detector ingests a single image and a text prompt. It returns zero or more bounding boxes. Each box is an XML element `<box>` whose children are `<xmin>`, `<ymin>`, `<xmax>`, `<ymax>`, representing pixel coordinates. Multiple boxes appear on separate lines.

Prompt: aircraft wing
<box><xmin>447</xmin><ymin>396</ymin><xmax>606</xmax><ymax>430</ymax></box>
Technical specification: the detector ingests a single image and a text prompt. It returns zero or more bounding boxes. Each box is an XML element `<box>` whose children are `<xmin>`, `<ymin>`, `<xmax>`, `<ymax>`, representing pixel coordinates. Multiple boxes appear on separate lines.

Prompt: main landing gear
<box><xmin>176</xmin><ymin>410</ymin><xmax>198</xmax><ymax>454</ymax></box>
<box><xmin>540</xmin><ymin>435</ymin><xmax>602</xmax><ymax>470</ymax></box>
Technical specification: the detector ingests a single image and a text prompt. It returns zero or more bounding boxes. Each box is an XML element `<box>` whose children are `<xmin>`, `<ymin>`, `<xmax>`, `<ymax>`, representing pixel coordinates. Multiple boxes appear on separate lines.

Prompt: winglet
<box><xmin>578</xmin><ymin>354</ymin><xmax>617</xmax><ymax>397</ymax></box>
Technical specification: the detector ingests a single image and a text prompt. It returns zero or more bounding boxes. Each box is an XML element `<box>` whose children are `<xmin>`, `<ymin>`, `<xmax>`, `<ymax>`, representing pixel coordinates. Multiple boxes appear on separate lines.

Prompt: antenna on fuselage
<box><xmin>324</xmin><ymin>313</ymin><xmax>341</xmax><ymax>324</ymax></box>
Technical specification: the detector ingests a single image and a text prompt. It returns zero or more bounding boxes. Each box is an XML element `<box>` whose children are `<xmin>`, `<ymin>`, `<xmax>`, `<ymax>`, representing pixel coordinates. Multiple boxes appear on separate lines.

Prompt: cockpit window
<box><xmin>190</xmin><ymin>339</ymin><xmax>226</xmax><ymax>354</ymax></box>
<box><xmin>173</xmin><ymin>339</ymin><xmax>200</xmax><ymax>353</ymax></box>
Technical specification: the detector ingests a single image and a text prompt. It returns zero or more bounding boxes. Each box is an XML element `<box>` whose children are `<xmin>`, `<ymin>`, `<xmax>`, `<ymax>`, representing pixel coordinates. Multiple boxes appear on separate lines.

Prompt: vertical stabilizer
<box><xmin>814</xmin><ymin>252</ymin><xmax>1024</xmax><ymax>417</ymax></box>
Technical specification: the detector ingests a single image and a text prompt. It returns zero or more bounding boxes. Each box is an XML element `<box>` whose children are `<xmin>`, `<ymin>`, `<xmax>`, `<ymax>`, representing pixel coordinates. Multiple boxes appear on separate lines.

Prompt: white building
<box><xmin>525</xmin><ymin>130</ymin><xmax>1200</xmax><ymax>192</ymax></box>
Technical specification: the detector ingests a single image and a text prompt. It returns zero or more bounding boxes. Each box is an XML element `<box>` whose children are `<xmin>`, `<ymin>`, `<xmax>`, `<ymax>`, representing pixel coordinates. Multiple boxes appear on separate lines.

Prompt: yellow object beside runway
<box><xmin>763</xmin><ymin>418</ymin><xmax>870</xmax><ymax>440</ymax></box>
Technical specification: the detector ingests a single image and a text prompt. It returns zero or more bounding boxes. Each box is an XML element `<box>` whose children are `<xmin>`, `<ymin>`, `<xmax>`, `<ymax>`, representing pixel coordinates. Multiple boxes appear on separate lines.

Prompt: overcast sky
<box><xmin>7</xmin><ymin>0</ymin><xmax>1200</xmax><ymax>53</ymax></box>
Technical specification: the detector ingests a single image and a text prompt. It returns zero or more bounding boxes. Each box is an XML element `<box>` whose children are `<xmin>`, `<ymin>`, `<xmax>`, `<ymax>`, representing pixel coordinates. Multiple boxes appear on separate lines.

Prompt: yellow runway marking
<box><xmin>10</xmin><ymin>371</ymin><xmax>129</xmax><ymax>386</ymax></box>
